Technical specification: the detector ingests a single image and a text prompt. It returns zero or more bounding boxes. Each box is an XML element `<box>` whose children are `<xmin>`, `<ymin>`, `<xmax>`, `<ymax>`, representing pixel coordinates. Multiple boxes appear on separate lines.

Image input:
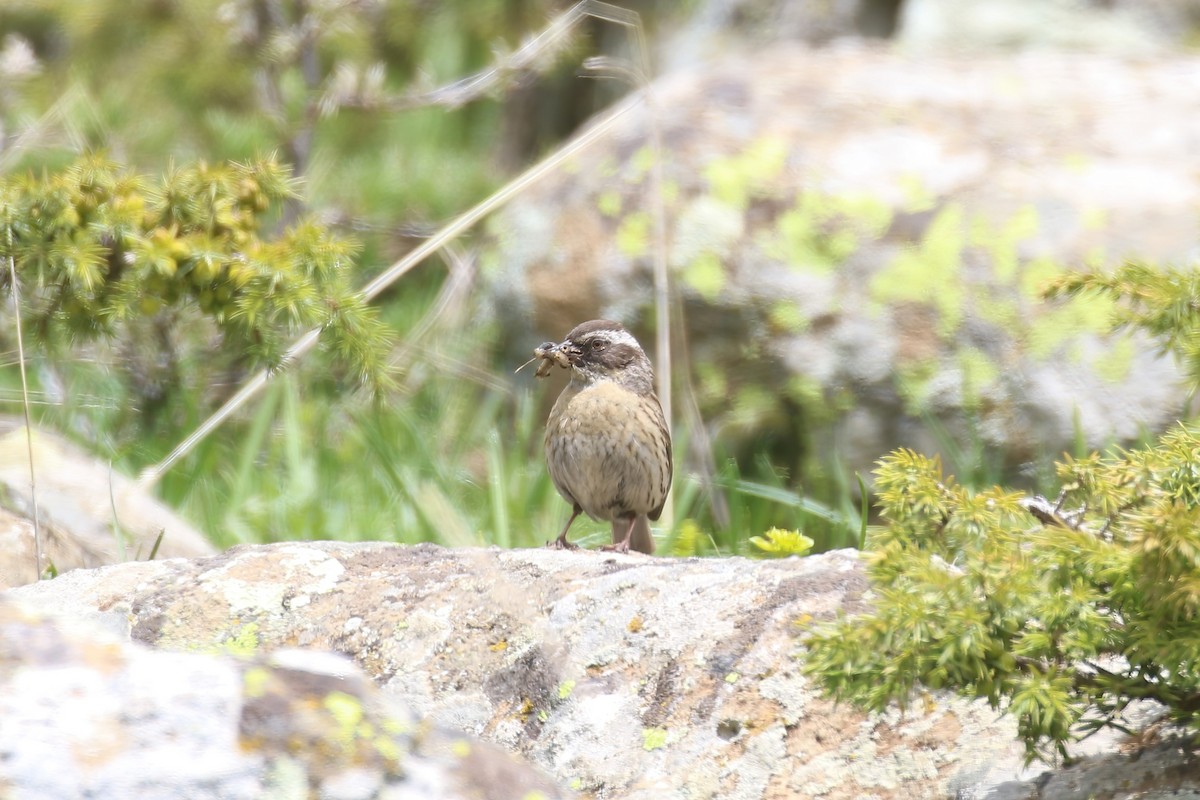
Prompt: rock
<box><xmin>17</xmin><ymin>540</ymin><xmax>1194</xmax><ymax>798</ymax></box>
<box><xmin>663</xmin><ymin>0</ymin><xmax>892</xmax><ymax>71</ymax></box>
<box><xmin>665</xmin><ymin>0</ymin><xmax>1200</xmax><ymax>60</ymax></box>
<box><xmin>0</xmin><ymin>424</ymin><xmax>215</xmax><ymax>589</ymax></box>
<box><xmin>485</xmin><ymin>48</ymin><xmax>1200</xmax><ymax>483</ymax></box>
<box><xmin>897</xmin><ymin>0</ymin><xmax>1200</xmax><ymax>53</ymax></box>
<box><xmin>0</xmin><ymin>595</ymin><xmax>568</xmax><ymax>800</ymax></box>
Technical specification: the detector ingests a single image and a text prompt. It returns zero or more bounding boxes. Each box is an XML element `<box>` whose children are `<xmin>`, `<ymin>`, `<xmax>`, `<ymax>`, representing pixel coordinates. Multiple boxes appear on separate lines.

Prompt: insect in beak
<box><xmin>516</xmin><ymin>341</ymin><xmax>572</xmax><ymax>378</ymax></box>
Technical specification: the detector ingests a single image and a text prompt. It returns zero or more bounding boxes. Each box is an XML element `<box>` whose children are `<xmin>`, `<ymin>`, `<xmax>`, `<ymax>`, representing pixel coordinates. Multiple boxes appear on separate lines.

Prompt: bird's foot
<box><xmin>549</xmin><ymin>536</ymin><xmax>580</xmax><ymax>551</ymax></box>
<box><xmin>600</xmin><ymin>541</ymin><xmax>631</xmax><ymax>554</ymax></box>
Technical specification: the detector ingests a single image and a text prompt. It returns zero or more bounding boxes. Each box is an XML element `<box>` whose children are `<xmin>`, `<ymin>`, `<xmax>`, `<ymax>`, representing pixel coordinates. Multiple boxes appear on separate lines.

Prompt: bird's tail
<box><xmin>613</xmin><ymin>515</ymin><xmax>656</xmax><ymax>554</ymax></box>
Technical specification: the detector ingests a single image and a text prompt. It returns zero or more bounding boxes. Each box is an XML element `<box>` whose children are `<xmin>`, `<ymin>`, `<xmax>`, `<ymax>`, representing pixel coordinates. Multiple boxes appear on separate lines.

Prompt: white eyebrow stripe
<box><xmin>577</xmin><ymin>329</ymin><xmax>640</xmax><ymax>349</ymax></box>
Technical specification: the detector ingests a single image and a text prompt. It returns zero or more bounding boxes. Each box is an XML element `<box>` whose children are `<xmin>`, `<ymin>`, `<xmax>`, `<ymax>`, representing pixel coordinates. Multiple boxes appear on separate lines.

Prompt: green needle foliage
<box><xmin>1046</xmin><ymin>262</ymin><xmax>1200</xmax><ymax>388</ymax></box>
<box><xmin>806</xmin><ymin>261</ymin><xmax>1200</xmax><ymax>763</ymax></box>
<box><xmin>0</xmin><ymin>154</ymin><xmax>391</xmax><ymax>399</ymax></box>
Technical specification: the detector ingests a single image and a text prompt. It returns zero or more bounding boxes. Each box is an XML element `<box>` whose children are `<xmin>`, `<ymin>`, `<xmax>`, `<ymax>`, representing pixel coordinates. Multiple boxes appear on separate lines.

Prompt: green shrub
<box><xmin>0</xmin><ymin>155</ymin><xmax>390</xmax><ymax>423</ymax></box>
<box><xmin>805</xmin><ymin>261</ymin><xmax>1200</xmax><ymax>762</ymax></box>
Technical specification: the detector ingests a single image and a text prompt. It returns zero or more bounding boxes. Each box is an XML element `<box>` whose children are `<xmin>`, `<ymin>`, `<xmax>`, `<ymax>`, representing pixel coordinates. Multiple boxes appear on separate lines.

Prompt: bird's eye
<box><xmin>590</xmin><ymin>339</ymin><xmax>607</xmax><ymax>352</ymax></box>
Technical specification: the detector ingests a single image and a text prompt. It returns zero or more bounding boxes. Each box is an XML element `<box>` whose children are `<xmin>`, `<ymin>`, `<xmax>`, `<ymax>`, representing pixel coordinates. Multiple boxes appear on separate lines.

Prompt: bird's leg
<box><xmin>551</xmin><ymin>505</ymin><xmax>583</xmax><ymax>550</ymax></box>
<box><xmin>601</xmin><ymin>514</ymin><xmax>637</xmax><ymax>554</ymax></box>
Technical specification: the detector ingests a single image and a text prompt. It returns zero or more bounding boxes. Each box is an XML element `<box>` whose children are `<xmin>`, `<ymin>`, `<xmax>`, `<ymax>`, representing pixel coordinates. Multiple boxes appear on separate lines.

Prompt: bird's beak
<box><xmin>557</xmin><ymin>340</ymin><xmax>583</xmax><ymax>365</ymax></box>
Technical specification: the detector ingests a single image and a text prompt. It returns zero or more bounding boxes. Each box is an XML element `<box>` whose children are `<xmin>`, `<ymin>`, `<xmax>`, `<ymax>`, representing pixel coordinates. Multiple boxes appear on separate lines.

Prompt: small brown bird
<box><xmin>537</xmin><ymin>319</ymin><xmax>672</xmax><ymax>554</ymax></box>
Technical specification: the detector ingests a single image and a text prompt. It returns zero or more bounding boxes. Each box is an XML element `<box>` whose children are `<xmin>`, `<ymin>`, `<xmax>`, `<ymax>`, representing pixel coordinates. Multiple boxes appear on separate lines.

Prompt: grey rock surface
<box><xmin>10</xmin><ymin>541</ymin><xmax>1200</xmax><ymax>798</ymax></box>
<box><xmin>667</xmin><ymin>0</ymin><xmax>1200</xmax><ymax>59</ymax></box>
<box><xmin>0</xmin><ymin>593</ymin><xmax>568</xmax><ymax>800</ymax></box>
<box><xmin>898</xmin><ymin>0</ymin><xmax>1200</xmax><ymax>53</ymax></box>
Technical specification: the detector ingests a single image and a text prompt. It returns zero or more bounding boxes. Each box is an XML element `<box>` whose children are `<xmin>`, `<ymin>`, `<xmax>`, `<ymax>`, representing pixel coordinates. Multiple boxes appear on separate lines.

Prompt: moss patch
<box><xmin>1027</xmin><ymin>294</ymin><xmax>1117</xmax><ymax>360</ymax></box>
<box><xmin>704</xmin><ymin>136</ymin><xmax>788</xmax><ymax>210</ymax></box>
<box><xmin>766</xmin><ymin>190</ymin><xmax>892</xmax><ymax>275</ymax></box>
<box><xmin>616</xmin><ymin>211</ymin><xmax>650</xmax><ymax>258</ymax></box>
<box><xmin>682</xmin><ymin>251</ymin><xmax>726</xmax><ymax>302</ymax></box>
<box><xmin>871</xmin><ymin>204</ymin><xmax>967</xmax><ymax>337</ymax></box>
<box><xmin>1093</xmin><ymin>335</ymin><xmax>1136</xmax><ymax>384</ymax></box>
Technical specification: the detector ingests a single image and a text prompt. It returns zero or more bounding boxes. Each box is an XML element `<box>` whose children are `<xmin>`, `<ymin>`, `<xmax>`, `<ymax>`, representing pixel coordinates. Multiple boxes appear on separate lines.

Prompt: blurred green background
<box><xmin>0</xmin><ymin>0</ymin><xmax>852</xmax><ymax>557</ymax></box>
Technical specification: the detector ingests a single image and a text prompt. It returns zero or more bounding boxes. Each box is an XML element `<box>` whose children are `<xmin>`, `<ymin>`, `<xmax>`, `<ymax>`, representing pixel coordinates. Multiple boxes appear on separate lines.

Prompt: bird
<box><xmin>537</xmin><ymin>319</ymin><xmax>672</xmax><ymax>554</ymax></box>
